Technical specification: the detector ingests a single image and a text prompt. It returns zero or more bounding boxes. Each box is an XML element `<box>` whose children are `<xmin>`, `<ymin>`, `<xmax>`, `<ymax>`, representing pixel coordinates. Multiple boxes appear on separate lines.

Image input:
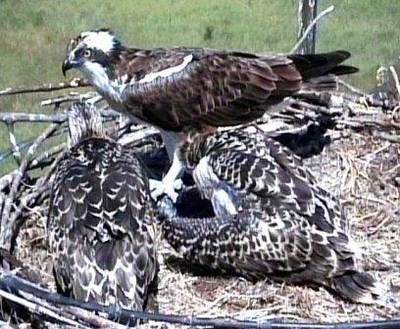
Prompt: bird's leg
<box><xmin>150</xmin><ymin>151</ymin><xmax>184</xmax><ymax>202</ymax></box>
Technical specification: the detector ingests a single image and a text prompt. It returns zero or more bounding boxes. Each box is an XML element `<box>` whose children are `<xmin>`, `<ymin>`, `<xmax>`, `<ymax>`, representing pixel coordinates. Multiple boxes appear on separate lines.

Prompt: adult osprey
<box><xmin>48</xmin><ymin>102</ymin><xmax>158</xmax><ymax>323</ymax></box>
<box><xmin>158</xmin><ymin>129</ymin><xmax>382</xmax><ymax>303</ymax></box>
<box><xmin>62</xmin><ymin>29</ymin><xmax>356</xmax><ymax>200</ymax></box>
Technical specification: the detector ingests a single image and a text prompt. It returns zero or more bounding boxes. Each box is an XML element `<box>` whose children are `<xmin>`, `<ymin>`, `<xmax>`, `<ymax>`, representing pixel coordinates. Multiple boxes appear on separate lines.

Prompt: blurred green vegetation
<box><xmin>0</xmin><ymin>0</ymin><xmax>398</xmax><ymax>174</ymax></box>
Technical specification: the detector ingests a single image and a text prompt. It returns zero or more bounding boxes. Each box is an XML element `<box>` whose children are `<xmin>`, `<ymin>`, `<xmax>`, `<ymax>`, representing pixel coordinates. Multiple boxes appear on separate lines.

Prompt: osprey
<box><xmin>47</xmin><ymin>102</ymin><xmax>158</xmax><ymax>323</ymax></box>
<box><xmin>158</xmin><ymin>129</ymin><xmax>382</xmax><ymax>303</ymax></box>
<box><xmin>62</xmin><ymin>28</ymin><xmax>357</xmax><ymax>200</ymax></box>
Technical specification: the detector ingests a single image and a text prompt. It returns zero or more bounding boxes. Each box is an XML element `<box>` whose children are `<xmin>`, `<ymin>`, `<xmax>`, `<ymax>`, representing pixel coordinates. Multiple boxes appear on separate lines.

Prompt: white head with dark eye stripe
<box><xmin>62</xmin><ymin>29</ymin><xmax>122</xmax><ymax>77</ymax></box>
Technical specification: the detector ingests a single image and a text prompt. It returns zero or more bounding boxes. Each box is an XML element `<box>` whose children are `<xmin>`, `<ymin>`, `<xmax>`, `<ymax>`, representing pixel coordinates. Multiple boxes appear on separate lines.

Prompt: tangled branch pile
<box><xmin>0</xmin><ymin>78</ymin><xmax>398</xmax><ymax>327</ymax></box>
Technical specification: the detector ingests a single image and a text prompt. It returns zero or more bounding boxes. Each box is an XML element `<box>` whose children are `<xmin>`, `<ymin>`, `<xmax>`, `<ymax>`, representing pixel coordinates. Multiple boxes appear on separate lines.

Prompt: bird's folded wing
<box><xmin>120</xmin><ymin>50</ymin><xmax>302</xmax><ymax>131</ymax></box>
<box><xmin>206</xmin><ymin>148</ymin><xmax>316</xmax><ymax>216</ymax></box>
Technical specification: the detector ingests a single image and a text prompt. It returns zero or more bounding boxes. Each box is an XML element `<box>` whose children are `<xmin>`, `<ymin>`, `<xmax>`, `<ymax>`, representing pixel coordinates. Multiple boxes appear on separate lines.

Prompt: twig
<box><xmin>0</xmin><ymin>171</ymin><xmax>17</xmax><ymax>193</ymax></box>
<box><xmin>7</xmin><ymin>181</ymin><xmax>51</xmax><ymax>247</ymax></box>
<box><xmin>0</xmin><ymin>112</ymin><xmax>68</xmax><ymax>124</ymax></box>
<box><xmin>0</xmin><ymin>109</ymin><xmax>121</xmax><ymax>124</ymax></box>
<box><xmin>59</xmin><ymin>305</ymin><xmax>127</xmax><ymax>329</ymax></box>
<box><xmin>1</xmin><ymin>270</ymin><xmax>400</xmax><ymax>329</ymax></box>
<box><xmin>338</xmin><ymin>117</ymin><xmax>400</xmax><ymax>130</ymax></box>
<box><xmin>389</xmin><ymin>65</ymin><xmax>400</xmax><ymax>99</ymax></box>
<box><xmin>0</xmin><ymin>319</ymin><xmax>13</xmax><ymax>329</ymax></box>
<box><xmin>0</xmin><ymin>288</ymin><xmax>85</xmax><ymax>328</ymax></box>
<box><xmin>287</xmin><ymin>98</ymin><xmax>343</xmax><ymax>116</ymax></box>
<box><xmin>0</xmin><ymin>78</ymin><xmax>89</xmax><ymax>97</ymax></box>
<box><xmin>0</xmin><ymin>123</ymin><xmax>59</xmax><ymax>251</ymax></box>
<box><xmin>28</xmin><ymin>143</ymin><xmax>66</xmax><ymax>170</ymax></box>
<box><xmin>40</xmin><ymin>91</ymin><xmax>99</xmax><ymax>107</ymax></box>
<box><xmin>291</xmin><ymin>5</ymin><xmax>335</xmax><ymax>54</ymax></box>
<box><xmin>376</xmin><ymin>132</ymin><xmax>400</xmax><ymax>143</ymax></box>
<box><xmin>338</xmin><ymin>79</ymin><xmax>367</xmax><ymax>96</ymax></box>
<box><xmin>5</xmin><ymin>123</ymin><xmax>21</xmax><ymax>166</ymax></box>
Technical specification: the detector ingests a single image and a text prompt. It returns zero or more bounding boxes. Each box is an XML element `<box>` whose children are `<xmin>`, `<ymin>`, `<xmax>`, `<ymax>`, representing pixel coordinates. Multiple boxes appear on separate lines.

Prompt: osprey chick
<box><xmin>158</xmin><ymin>129</ymin><xmax>383</xmax><ymax>304</ymax></box>
<box><xmin>62</xmin><ymin>28</ymin><xmax>357</xmax><ymax>201</ymax></box>
<box><xmin>48</xmin><ymin>102</ymin><xmax>158</xmax><ymax>324</ymax></box>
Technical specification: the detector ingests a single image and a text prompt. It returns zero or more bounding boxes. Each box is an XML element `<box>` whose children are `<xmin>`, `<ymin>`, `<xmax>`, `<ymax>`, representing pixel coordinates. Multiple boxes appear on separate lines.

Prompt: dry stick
<box><xmin>291</xmin><ymin>5</ymin><xmax>335</xmax><ymax>53</ymax></box>
<box><xmin>17</xmin><ymin>289</ymin><xmax>125</xmax><ymax>329</ymax></box>
<box><xmin>339</xmin><ymin>117</ymin><xmax>400</xmax><ymax>130</ymax></box>
<box><xmin>287</xmin><ymin>98</ymin><xmax>343</xmax><ymax>115</ymax></box>
<box><xmin>0</xmin><ymin>319</ymin><xmax>13</xmax><ymax>329</ymax></box>
<box><xmin>0</xmin><ymin>288</ymin><xmax>86</xmax><ymax>328</ymax></box>
<box><xmin>5</xmin><ymin>123</ymin><xmax>21</xmax><ymax>166</ymax></box>
<box><xmin>59</xmin><ymin>305</ymin><xmax>127</xmax><ymax>329</ymax></box>
<box><xmin>0</xmin><ymin>172</ymin><xmax>17</xmax><ymax>193</ymax></box>
<box><xmin>0</xmin><ymin>78</ymin><xmax>89</xmax><ymax>97</ymax></box>
<box><xmin>4</xmin><ymin>145</ymin><xmax>68</xmax><ymax>239</ymax></box>
<box><xmin>0</xmin><ymin>143</ymin><xmax>65</xmax><ymax>193</ymax></box>
<box><xmin>0</xmin><ymin>109</ymin><xmax>120</xmax><ymax>124</ymax></box>
<box><xmin>338</xmin><ymin>79</ymin><xmax>367</xmax><ymax>96</ymax></box>
<box><xmin>28</xmin><ymin>143</ymin><xmax>66</xmax><ymax>170</ymax></box>
<box><xmin>389</xmin><ymin>65</ymin><xmax>400</xmax><ymax>98</ymax></box>
<box><xmin>0</xmin><ymin>123</ymin><xmax>60</xmax><ymax>251</ymax></box>
<box><xmin>0</xmin><ymin>112</ymin><xmax>67</xmax><ymax>124</ymax></box>
<box><xmin>1</xmin><ymin>271</ymin><xmax>400</xmax><ymax>329</ymax></box>
<box><xmin>376</xmin><ymin>132</ymin><xmax>400</xmax><ymax>144</ymax></box>
<box><xmin>41</xmin><ymin>91</ymin><xmax>99</xmax><ymax>107</ymax></box>
<box><xmin>6</xmin><ymin>181</ymin><xmax>51</xmax><ymax>241</ymax></box>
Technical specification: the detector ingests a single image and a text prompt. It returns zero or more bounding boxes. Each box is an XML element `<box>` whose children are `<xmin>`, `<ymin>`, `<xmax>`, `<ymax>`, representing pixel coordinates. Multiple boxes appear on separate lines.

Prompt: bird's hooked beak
<box><xmin>62</xmin><ymin>58</ymin><xmax>72</xmax><ymax>77</ymax></box>
<box><xmin>62</xmin><ymin>53</ymin><xmax>81</xmax><ymax>77</ymax></box>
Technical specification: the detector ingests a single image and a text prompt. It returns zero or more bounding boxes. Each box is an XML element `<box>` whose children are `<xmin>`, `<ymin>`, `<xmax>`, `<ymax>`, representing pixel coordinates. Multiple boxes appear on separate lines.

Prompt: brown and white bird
<box><xmin>47</xmin><ymin>102</ymin><xmax>158</xmax><ymax>324</ymax></box>
<box><xmin>158</xmin><ymin>129</ymin><xmax>382</xmax><ymax>303</ymax></box>
<box><xmin>61</xmin><ymin>28</ymin><xmax>357</xmax><ymax>201</ymax></box>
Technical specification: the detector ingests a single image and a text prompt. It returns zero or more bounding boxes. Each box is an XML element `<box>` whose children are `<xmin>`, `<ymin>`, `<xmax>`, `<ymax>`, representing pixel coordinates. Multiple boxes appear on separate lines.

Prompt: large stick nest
<box><xmin>0</xmin><ymin>81</ymin><xmax>399</xmax><ymax>327</ymax></box>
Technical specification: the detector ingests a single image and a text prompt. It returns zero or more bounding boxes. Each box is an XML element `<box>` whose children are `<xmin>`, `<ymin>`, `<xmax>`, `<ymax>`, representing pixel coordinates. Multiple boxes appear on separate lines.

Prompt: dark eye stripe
<box><xmin>75</xmin><ymin>47</ymin><xmax>86</xmax><ymax>57</ymax></box>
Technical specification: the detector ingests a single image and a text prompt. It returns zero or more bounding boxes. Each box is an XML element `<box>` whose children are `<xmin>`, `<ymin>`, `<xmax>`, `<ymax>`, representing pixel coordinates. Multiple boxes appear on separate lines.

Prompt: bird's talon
<box><xmin>149</xmin><ymin>179</ymin><xmax>179</xmax><ymax>203</ymax></box>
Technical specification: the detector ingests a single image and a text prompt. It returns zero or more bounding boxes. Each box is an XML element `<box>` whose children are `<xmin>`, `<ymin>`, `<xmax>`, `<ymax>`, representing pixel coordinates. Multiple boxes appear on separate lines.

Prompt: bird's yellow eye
<box><xmin>84</xmin><ymin>49</ymin><xmax>92</xmax><ymax>58</ymax></box>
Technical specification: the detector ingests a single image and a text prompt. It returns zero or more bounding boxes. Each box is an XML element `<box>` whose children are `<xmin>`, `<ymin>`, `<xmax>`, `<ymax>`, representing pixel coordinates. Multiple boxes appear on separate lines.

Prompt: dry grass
<box><xmin>12</xmin><ymin>127</ymin><xmax>400</xmax><ymax>328</ymax></box>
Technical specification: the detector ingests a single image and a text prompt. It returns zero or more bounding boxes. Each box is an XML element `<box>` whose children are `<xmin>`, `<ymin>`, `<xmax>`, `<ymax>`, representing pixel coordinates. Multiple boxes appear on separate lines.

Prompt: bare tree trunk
<box><xmin>297</xmin><ymin>0</ymin><xmax>318</xmax><ymax>54</ymax></box>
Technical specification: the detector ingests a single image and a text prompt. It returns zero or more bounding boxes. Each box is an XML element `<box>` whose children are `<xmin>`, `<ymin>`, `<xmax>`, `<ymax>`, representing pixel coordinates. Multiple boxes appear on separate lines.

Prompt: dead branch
<box><xmin>6</xmin><ymin>180</ymin><xmax>50</xmax><ymax>245</ymax></box>
<box><xmin>338</xmin><ymin>116</ymin><xmax>400</xmax><ymax>130</ymax></box>
<box><xmin>338</xmin><ymin>79</ymin><xmax>367</xmax><ymax>96</ymax></box>
<box><xmin>28</xmin><ymin>143</ymin><xmax>66</xmax><ymax>170</ymax></box>
<box><xmin>376</xmin><ymin>132</ymin><xmax>400</xmax><ymax>144</ymax></box>
<box><xmin>0</xmin><ymin>76</ymin><xmax>398</xmax><ymax>328</ymax></box>
<box><xmin>0</xmin><ymin>288</ymin><xmax>86</xmax><ymax>328</ymax></box>
<box><xmin>0</xmin><ymin>109</ymin><xmax>121</xmax><ymax>124</ymax></box>
<box><xmin>5</xmin><ymin>123</ymin><xmax>21</xmax><ymax>166</ymax></box>
<box><xmin>389</xmin><ymin>65</ymin><xmax>400</xmax><ymax>99</ymax></box>
<box><xmin>1</xmin><ymin>269</ymin><xmax>399</xmax><ymax>329</ymax></box>
<box><xmin>0</xmin><ymin>78</ymin><xmax>89</xmax><ymax>97</ymax></box>
<box><xmin>291</xmin><ymin>5</ymin><xmax>335</xmax><ymax>54</ymax></box>
<box><xmin>0</xmin><ymin>123</ymin><xmax>60</xmax><ymax>251</ymax></box>
<box><xmin>41</xmin><ymin>91</ymin><xmax>99</xmax><ymax>107</ymax></box>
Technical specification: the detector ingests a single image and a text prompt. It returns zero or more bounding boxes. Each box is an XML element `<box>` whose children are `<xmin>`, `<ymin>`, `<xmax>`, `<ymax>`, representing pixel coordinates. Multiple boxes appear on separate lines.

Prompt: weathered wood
<box><xmin>0</xmin><ymin>78</ymin><xmax>88</xmax><ymax>97</ymax></box>
<box><xmin>295</xmin><ymin>0</ymin><xmax>318</xmax><ymax>54</ymax></box>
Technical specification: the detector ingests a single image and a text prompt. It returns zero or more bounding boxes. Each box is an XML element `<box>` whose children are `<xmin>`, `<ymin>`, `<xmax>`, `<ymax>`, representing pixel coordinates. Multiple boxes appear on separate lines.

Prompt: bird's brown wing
<box><xmin>120</xmin><ymin>48</ymin><xmax>302</xmax><ymax>131</ymax></box>
<box><xmin>48</xmin><ymin>140</ymin><xmax>157</xmax><ymax>312</ymax></box>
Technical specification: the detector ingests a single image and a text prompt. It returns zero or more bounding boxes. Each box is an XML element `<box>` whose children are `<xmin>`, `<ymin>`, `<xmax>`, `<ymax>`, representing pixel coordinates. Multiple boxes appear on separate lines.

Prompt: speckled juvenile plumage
<box><xmin>47</xmin><ymin>103</ymin><xmax>158</xmax><ymax>323</ymax></box>
<box><xmin>159</xmin><ymin>129</ymin><xmax>382</xmax><ymax>303</ymax></box>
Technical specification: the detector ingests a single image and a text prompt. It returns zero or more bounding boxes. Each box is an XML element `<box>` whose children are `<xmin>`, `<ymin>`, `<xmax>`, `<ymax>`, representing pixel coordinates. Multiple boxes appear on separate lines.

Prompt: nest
<box><xmin>0</xmin><ymin>81</ymin><xmax>399</xmax><ymax>328</ymax></box>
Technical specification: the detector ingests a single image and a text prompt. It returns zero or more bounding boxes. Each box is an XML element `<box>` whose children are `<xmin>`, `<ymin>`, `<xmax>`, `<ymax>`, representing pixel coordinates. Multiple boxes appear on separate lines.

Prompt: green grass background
<box><xmin>0</xmin><ymin>0</ymin><xmax>399</xmax><ymax>175</ymax></box>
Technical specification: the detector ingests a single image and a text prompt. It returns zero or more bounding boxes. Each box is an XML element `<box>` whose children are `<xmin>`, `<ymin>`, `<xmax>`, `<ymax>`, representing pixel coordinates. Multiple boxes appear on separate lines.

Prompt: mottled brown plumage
<box><xmin>47</xmin><ymin>103</ymin><xmax>158</xmax><ymax>324</ymax></box>
<box><xmin>62</xmin><ymin>29</ymin><xmax>356</xmax><ymax>132</ymax></box>
<box><xmin>158</xmin><ymin>129</ymin><xmax>382</xmax><ymax>303</ymax></box>
<box><xmin>61</xmin><ymin>29</ymin><xmax>357</xmax><ymax>200</ymax></box>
